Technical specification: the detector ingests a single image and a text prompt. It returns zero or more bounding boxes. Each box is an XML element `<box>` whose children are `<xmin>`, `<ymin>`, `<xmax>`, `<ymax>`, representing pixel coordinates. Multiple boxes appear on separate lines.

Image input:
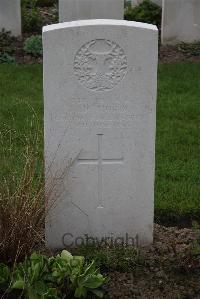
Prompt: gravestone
<box><xmin>131</xmin><ymin>0</ymin><xmax>162</xmax><ymax>7</ymax></box>
<box><xmin>59</xmin><ymin>0</ymin><xmax>124</xmax><ymax>22</ymax></box>
<box><xmin>0</xmin><ymin>0</ymin><xmax>21</xmax><ymax>36</ymax></box>
<box><xmin>152</xmin><ymin>0</ymin><xmax>162</xmax><ymax>6</ymax></box>
<box><xmin>131</xmin><ymin>0</ymin><xmax>141</xmax><ymax>6</ymax></box>
<box><xmin>131</xmin><ymin>0</ymin><xmax>140</xmax><ymax>6</ymax></box>
<box><xmin>162</xmin><ymin>0</ymin><xmax>200</xmax><ymax>44</ymax></box>
<box><xmin>43</xmin><ymin>19</ymin><xmax>158</xmax><ymax>249</ymax></box>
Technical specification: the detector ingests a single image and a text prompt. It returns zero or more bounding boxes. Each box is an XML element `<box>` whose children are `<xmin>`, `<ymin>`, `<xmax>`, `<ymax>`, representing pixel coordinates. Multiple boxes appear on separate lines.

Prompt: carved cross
<box><xmin>77</xmin><ymin>134</ymin><xmax>123</xmax><ymax>208</ymax></box>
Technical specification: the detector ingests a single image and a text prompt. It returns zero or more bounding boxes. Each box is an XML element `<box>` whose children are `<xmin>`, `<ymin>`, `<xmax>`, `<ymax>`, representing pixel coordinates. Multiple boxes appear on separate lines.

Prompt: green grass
<box><xmin>0</xmin><ymin>62</ymin><xmax>199</xmax><ymax>225</ymax></box>
<box><xmin>72</xmin><ymin>244</ymin><xmax>144</xmax><ymax>273</ymax></box>
<box><xmin>155</xmin><ymin>63</ymin><xmax>200</xmax><ymax>225</ymax></box>
<box><xmin>0</xmin><ymin>64</ymin><xmax>43</xmax><ymax>181</ymax></box>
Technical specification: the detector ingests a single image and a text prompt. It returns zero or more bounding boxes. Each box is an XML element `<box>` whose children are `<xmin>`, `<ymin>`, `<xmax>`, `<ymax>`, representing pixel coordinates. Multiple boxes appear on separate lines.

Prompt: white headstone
<box><xmin>131</xmin><ymin>0</ymin><xmax>141</xmax><ymax>6</ymax></box>
<box><xmin>162</xmin><ymin>0</ymin><xmax>200</xmax><ymax>44</ymax></box>
<box><xmin>0</xmin><ymin>0</ymin><xmax>21</xmax><ymax>36</ymax></box>
<box><xmin>152</xmin><ymin>0</ymin><xmax>162</xmax><ymax>6</ymax></box>
<box><xmin>59</xmin><ymin>0</ymin><xmax>124</xmax><ymax>22</ymax></box>
<box><xmin>43</xmin><ymin>19</ymin><xmax>158</xmax><ymax>249</ymax></box>
<box><xmin>131</xmin><ymin>0</ymin><xmax>162</xmax><ymax>7</ymax></box>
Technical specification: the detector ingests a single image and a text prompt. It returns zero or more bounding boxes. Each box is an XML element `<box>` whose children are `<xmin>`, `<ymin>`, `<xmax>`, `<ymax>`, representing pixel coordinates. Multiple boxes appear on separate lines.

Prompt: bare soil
<box><xmin>104</xmin><ymin>224</ymin><xmax>200</xmax><ymax>299</ymax></box>
<box><xmin>159</xmin><ymin>45</ymin><xmax>200</xmax><ymax>64</ymax></box>
<box><xmin>1</xmin><ymin>224</ymin><xmax>200</xmax><ymax>299</ymax></box>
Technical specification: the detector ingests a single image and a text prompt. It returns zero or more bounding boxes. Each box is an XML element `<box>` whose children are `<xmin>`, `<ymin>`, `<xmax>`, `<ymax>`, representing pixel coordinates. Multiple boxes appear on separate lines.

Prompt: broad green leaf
<box><xmin>0</xmin><ymin>263</ymin><xmax>10</xmax><ymax>285</ymax></box>
<box><xmin>61</xmin><ymin>250</ymin><xmax>73</xmax><ymax>262</ymax></box>
<box><xmin>73</xmin><ymin>256</ymin><xmax>85</xmax><ymax>264</ymax></box>
<box><xmin>11</xmin><ymin>279</ymin><xmax>25</xmax><ymax>289</ymax></box>
<box><xmin>83</xmin><ymin>274</ymin><xmax>105</xmax><ymax>289</ymax></box>
<box><xmin>74</xmin><ymin>286</ymin><xmax>87</xmax><ymax>298</ymax></box>
<box><xmin>90</xmin><ymin>288</ymin><xmax>104</xmax><ymax>298</ymax></box>
<box><xmin>27</xmin><ymin>287</ymin><xmax>39</xmax><ymax>299</ymax></box>
<box><xmin>82</xmin><ymin>261</ymin><xmax>96</xmax><ymax>276</ymax></box>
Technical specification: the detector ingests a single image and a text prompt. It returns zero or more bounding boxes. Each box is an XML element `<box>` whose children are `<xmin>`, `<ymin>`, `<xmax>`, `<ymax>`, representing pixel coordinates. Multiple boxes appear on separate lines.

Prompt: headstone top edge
<box><xmin>43</xmin><ymin>19</ymin><xmax>158</xmax><ymax>33</ymax></box>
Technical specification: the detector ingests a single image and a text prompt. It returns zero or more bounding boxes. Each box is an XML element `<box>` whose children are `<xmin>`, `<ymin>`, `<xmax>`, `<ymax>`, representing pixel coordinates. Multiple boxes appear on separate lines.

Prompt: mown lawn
<box><xmin>0</xmin><ymin>65</ymin><xmax>43</xmax><ymax>182</ymax></box>
<box><xmin>0</xmin><ymin>63</ymin><xmax>199</xmax><ymax>225</ymax></box>
<box><xmin>156</xmin><ymin>63</ymin><xmax>200</xmax><ymax>225</ymax></box>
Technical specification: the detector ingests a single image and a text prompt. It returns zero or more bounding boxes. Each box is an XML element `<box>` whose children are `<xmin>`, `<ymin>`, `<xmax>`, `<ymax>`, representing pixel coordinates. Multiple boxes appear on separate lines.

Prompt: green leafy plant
<box><xmin>74</xmin><ymin>244</ymin><xmax>143</xmax><ymax>273</ymax></box>
<box><xmin>178</xmin><ymin>41</ymin><xmax>200</xmax><ymax>57</ymax></box>
<box><xmin>190</xmin><ymin>238</ymin><xmax>200</xmax><ymax>256</ymax></box>
<box><xmin>22</xmin><ymin>0</ymin><xmax>43</xmax><ymax>33</ymax></box>
<box><xmin>47</xmin><ymin>250</ymin><xmax>73</xmax><ymax>285</ymax></box>
<box><xmin>9</xmin><ymin>250</ymin><xmax>106</xmax><ymax>298</ymax></box>
<box><xmin>192</xmin><ymin>220</ymin><xmax>200</xmax><ymax>230</ymax></box>
<box><xmin>124</xmin><ymin>0</ymin><xmax>162</xmax><ymax>27</ymax></box>
<box><xmin>72</xmin><ymin>260</ymin><xmax>106</xmax><ymax>298</ymax></box>
<box><xmin>11</xmin><ymin>252</ymin><xmax>59</xmax><ymax>299</ymax></box>
<box><xmin>124</xmin><ymin>0</ymin><xmax>132</xmax><ymax>8</ymax></box>
<box><xmin>21</xmin><ymin>0</ymin><xmax>36</xmax><ymax>8</ymax></box>
<box><xmin>0</xmin><ymin>29</ymin><xmax>16</xmax><ymax>53</ymax></box>
<box><xmin>22</xmin><ymin>0</ymin><xmax>57</xmax><ymax>7</ymax></box>
<box><xmin>49</xmin><ymin>250</ymin><xmax>106</xmax><ymax>298</ymax></box>
<box><xmin>0</xmin><ymin>52</ymin><xmax>15</xmax><ymax>63</ymax></box>
<box><xmin>35</xmin><ymin>0</ymin><xmax>58</xmax><ymax>7</ymax></box>
<box><xmin>0</xmin><ymin>263</ymin><xmax>10</xmax><ymax>289</ymax></box>
<box><xmin>24</xmin><ymin>35</ymin><xmax>43</xmax><ymax>57</ymax></box>
<box><xmin>0</xmin><ymin>29</ymin><xmax>16</xmax><ymax>63</ymax></box>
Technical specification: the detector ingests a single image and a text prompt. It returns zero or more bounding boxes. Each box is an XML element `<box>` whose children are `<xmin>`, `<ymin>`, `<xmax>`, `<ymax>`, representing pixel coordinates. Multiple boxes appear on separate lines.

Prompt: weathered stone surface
<box><xmin>59</xmin><ymin>0</ymin><xmax>124</xmax><ymax>22</ymax></box>
<box><xmin>162</xmin><ymin>0</ymin><xmax>200</xmax><ymax>44</ymax></box>
<box><xmin>152</xmin><ymin>0</ymin><xmax>162</xmax><ymax>6</ymax></box>
<box><xmin>43</xmin><ymin>20</ymin><xmax>158</xmax><ymax>249</ymax></box>
<box><xmin>0</xmin><ymin>0</ymin><xmax>21</xmax><ymax>36</ymax></box>
<box><xmin>131</xmin><ymin>0</ymin><xmax>162</xmax><ymax>7</ymax></box>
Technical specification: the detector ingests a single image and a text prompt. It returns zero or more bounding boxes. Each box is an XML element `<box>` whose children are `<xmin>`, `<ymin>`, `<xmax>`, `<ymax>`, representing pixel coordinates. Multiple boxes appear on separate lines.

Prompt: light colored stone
<box><xmin>43</xmin><ymin>19</ymin><xmax>158</xmax><ymax>249</ymax></box>
<box><xmin>152</xmin><ymin>0</ymin><xmax>162</xmax><ymax>6</ymax></box>
<box><xmin>0</xmin><ymin>0</ymin><xmax>21</xmax><ymax>36</ymax></box>
<box><xmin>131</xmin><ymin>0</ymin><xmax>162</xmax><ymax>7</ymax></box>
<box><xmin>162</xmin><ymin>0</ymin><xmax>200</xmax><ymax>45</ymax></box>
<box><xmin>59</xmin><ymin>0</ymin><xmax>124</xmax><ymax>22</ymax></box>
<box><xmin>131</xmin><ymin>0</ymin><xmax>141</xmax><ymax>6</ymax></box>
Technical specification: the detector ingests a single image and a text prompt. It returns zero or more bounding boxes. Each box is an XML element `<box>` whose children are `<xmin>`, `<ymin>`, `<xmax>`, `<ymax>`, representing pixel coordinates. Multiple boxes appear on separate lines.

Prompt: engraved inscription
<box><xmin>74</xmin><ymin>39</ymin><xmax>128</xmax><ymax>92</ymax></box>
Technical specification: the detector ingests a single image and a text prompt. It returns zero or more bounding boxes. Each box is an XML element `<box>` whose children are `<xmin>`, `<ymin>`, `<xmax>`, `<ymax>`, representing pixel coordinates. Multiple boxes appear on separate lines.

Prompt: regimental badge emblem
<box><xmin>74</xmin><ymin>39</ymin><xmax>128</xmax><ymax>92</ymax></box>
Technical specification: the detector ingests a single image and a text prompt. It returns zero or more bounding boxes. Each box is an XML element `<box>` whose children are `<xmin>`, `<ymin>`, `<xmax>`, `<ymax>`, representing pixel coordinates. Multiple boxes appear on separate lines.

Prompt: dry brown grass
<box><xmin>0</xmin><ymin>123</ymin><xmax>71</xmax><ymax>264</ymax></box>
<box><xmin>0</xmin><ymin>145</ymin><xmax>45</xmax><ymax>264</ymax></box>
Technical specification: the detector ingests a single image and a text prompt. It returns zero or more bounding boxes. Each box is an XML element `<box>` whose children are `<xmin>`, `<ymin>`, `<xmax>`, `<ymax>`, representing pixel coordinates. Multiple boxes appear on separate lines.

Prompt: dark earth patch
<box><xmin>72</xmin><ymin>224</ymin><xmax>200</xmax><ymax>298</ymax></box>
